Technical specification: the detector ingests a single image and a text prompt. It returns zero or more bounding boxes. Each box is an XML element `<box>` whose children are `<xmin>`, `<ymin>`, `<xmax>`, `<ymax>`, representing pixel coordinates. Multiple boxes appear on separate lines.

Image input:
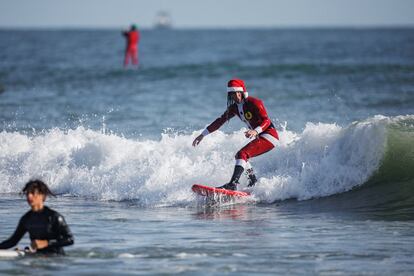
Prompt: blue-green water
<box><xmin>0</xmin><ymin>29</ymin><xmax>413</xmax><ymax>275</ymax></box>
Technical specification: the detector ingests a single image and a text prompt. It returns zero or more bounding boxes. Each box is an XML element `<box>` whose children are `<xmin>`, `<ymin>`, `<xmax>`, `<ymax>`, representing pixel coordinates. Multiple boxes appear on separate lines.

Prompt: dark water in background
<box><xmin>0</xmin><ymin>29</ymin><xmax>414</xmax><ymax>274</ymax></box>
<box><xmin>1</xmin><ymin>29</ymin><xmax>413</xmax><ymax>135</ymax></box>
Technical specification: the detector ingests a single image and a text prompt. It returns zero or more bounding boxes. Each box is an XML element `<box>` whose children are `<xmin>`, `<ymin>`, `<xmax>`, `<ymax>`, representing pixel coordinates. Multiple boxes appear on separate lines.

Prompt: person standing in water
<box><xmin>0</xmin><ymin>180</ymin><xmax>74</xmax><ymax>255</ymax></box>
<box><xmin>192</xmin><ymin>79</ymin><xmax>279</xmax><ymax>190</ymax></box>
<box><xmin>122</xmin><ymin>24</ymin><xmax>140</xmax><ymax>68</ymax></box>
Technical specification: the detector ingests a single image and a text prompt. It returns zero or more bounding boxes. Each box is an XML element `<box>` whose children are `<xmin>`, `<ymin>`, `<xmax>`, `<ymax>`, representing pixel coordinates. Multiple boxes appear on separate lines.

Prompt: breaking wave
<box><xmin>0</xmin><ymin>115</ymin><xmax>413</xmax><ymax>207</ymax></box>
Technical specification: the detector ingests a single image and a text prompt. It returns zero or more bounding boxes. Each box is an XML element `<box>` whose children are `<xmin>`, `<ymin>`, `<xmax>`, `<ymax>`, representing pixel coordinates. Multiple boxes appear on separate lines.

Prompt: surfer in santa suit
<box><xmin>192</xmin><ymin>79</ymin><xmax>279</xmax><ymax>190</ymax></box>
<box><xmin>0</xmin><ymin>180</ymin><xmax>74</xmax><ymax>255</ymax></box>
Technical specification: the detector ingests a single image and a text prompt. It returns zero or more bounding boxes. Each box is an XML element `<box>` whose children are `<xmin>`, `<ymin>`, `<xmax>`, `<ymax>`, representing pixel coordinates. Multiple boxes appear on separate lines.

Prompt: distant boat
<box><xmin>154</xmin><ymin>11</ymin><xmax>172</xmax><ymax>29</ymax></box>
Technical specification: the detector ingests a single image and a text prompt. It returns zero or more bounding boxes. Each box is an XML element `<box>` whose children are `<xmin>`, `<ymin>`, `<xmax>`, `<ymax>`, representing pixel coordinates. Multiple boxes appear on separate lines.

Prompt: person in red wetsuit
<box><xmin>123</xmin><ymin>24</ymin><xmax>140</xmax><ymax>67</ymax></box>
<box><xmin>192</xmin><ymin>79</ymin><xmax>279</xmax><ymax>190</ymax></box>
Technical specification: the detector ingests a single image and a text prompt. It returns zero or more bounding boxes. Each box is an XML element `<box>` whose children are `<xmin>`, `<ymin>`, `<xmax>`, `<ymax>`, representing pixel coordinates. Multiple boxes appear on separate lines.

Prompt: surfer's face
<box><xmin>230</xmin><ymin>92</ymin><xmax>243</xmax><ymax>104</ymax></box>
<box><xmin>26</xmin><ymin>189</ymin><xmax>45</xmax><ymax>210</ymax></box>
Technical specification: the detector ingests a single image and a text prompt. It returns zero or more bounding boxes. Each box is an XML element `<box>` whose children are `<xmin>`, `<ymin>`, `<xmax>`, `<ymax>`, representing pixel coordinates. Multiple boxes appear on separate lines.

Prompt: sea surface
<box><xmin>0</xmin><ymin>28</ymin><xmax>413</xmax><ymax>275</ymax></box>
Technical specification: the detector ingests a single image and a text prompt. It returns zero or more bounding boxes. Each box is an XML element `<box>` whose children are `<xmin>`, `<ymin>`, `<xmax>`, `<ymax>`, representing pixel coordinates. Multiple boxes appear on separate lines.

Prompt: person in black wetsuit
<box><xmin>0</xmin><ymin>180</ymin><xmax>74</xmax><ymax>255</ymax></box>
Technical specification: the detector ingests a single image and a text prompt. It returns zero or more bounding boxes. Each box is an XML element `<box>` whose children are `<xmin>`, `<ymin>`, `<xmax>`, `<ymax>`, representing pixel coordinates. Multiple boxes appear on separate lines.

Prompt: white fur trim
<box><xmin>237</xmin><ymin>103</ymin><xmax>253</xmax><ymax>129</ymax></box>
<box><xmin>254</xmin><ymin>126</ymin><xmax>263</xmax><ymax>134</ymax></box>
<box><xmin>201</xmin><ymin>129</ymin><xmax>209</xmax><ymax>136</ymax></box>
<box><xmin>227</xmin><ymin>87</ymin><xmax>244</xmax><ymax>92</ymax></box>
<box><xmin>260</xmin><ymin>133</ymin><xmax>279</xmax><ymax>147</ymax></box>
<box><xmin>243</xmin><ymin>92</ymin><xmax>248</xmax><ymax>98</ymax></box>
<box><xmin>235</xmin><ymin>159</ymin><xmax>247</xmax><ymax>168</ymax></box>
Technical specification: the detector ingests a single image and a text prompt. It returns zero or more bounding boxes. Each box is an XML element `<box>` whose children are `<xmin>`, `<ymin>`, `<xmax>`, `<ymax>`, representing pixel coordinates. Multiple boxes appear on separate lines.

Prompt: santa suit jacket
<box><xmin>203</xmin><ymin>96</ymin><xmax>279</xmax><ymax>146</ymax></box>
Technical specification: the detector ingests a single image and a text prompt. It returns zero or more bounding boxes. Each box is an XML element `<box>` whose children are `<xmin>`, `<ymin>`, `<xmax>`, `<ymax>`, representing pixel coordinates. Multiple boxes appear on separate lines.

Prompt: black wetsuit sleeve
<box><xmin>46</xmin><ymin>213</ymin><xmax>74</xmax><ymax>249</ymax></box>
<box><xmin>0</xmin><ymin>217</ymin><xmax>26</xmax><ymax>249</ymax></box>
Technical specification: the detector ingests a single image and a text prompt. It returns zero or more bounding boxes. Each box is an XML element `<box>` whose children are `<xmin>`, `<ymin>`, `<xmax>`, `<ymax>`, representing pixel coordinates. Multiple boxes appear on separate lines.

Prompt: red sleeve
<box><xmin>206</xmin><ymin>106</ymin><xmax>236</xmax><ymax>134</ymax></box>
<box><xmin>254</xmin><ymin>99</ymin><xmax>271</xmax><ymax>133</ymax></box>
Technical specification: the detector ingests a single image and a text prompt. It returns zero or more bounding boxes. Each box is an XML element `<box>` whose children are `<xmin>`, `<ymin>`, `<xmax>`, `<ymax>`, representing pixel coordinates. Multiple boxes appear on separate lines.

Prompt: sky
<box><xmin>0</xmin><ymin>0</ymin><xmax>413</xmax><ymax>29</ymax></box>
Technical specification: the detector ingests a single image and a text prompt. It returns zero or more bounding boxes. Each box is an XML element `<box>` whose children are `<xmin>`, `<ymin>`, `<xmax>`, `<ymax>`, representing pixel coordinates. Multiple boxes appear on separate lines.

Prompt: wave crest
<box><xmin>0</xmin><ymin>115</ymin><xmax>412</xmax><ymax>206</ymax></box>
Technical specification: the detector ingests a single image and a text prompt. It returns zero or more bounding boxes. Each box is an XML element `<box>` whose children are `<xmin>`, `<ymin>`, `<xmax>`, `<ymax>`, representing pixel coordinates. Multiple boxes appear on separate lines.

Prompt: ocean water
<box><xmin>0</xmin><ymin>28</ymin><xmax>414</xmax><ymax>275</ymax></box>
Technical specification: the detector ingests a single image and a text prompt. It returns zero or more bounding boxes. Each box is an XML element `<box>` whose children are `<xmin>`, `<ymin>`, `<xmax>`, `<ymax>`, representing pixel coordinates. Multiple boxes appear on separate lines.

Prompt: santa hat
<box><xmin>227</xmin><ymin>79</ymin><xmax>248</xmax><ymax>98</ymax></box>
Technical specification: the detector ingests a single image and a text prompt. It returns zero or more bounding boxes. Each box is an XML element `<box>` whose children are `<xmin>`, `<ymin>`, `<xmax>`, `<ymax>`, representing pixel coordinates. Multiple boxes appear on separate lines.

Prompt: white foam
<box><xmin>0</xmin><ymin>116</ymin><xmax>392</xmax><ymax>205</ymax></box>
<box><xmin>118</xmin><ymin>253</ymin><xmax>146</xmax><ymax>258</ymax></box>
<box><xmin>176</xmin><ymin>252</ymin><xmax>207</xmax><ymax>259</ymax></box>
<box><xmin>254</xmin><ymin>116</ymin><xmax>388</xmax><ymax>201</ymax></box>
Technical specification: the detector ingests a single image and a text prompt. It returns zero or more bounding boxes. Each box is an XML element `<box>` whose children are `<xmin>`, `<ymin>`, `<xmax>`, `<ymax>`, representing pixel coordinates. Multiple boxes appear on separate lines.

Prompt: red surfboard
<box><xmin>192</xmin><ymin>184</ymin><xmax>250</xmax><ymax>198</ymax></box>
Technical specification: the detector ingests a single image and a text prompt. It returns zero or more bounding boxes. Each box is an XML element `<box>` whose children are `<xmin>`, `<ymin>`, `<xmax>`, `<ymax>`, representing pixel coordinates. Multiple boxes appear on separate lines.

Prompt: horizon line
<box><xmin>1</xmin><ymin>24</ymin><xmax>414</xmax><ymax>31</ymax></box>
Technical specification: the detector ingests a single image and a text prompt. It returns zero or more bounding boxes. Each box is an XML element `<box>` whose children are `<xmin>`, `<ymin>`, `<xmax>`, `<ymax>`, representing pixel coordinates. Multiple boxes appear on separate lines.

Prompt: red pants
<box><xmin>235</xmin><ymin>136</ymin><xmax>275</xmax><ymax>168</ymax></box>
<box><xmin>124</xmin><ymin>47</ymin><xmax>138</xmax><ymax>67</ymax></box>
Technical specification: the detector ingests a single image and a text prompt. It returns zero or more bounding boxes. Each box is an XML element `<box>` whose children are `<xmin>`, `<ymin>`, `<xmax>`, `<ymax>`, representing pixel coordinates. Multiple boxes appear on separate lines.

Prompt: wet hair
<box><xmin>21</xmin><ymin>180</ymin><xmax>56</xmax><ymax>197</ymax></box>
<box><xmin>226</xmin><ymin>92</ymin><xmax>245</xmax><ymax>121</ymax></box>
<box><xmin>227</xmin><ymin>93</ymin><xmax>235</xmax><ymax>109</ymax></box>
<box><xmin>225</xmin><ymin>94</ymin><xmax>232</xmax><ymax>122</ymax></box>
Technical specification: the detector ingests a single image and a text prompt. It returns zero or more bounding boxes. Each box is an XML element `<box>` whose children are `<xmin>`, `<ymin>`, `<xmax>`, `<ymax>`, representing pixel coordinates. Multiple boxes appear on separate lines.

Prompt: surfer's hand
<box><xmin>31</xmin><ymin>239</ymin><xmax>48</xmax><ymax>250</ymax></box>
<box><xmin>24</xmin><ymin>246</ymin><xmax>35</xmax><ymax>253</ymax></box>
<box><xmin>245</xmin><ymin>130</ymin><xmax>258</xmax><ymax>138</ymax></box>
<box><xmin>192</xmin><ymin>134</ymin><xmax>204</xmax><ymax>147</ymax></box>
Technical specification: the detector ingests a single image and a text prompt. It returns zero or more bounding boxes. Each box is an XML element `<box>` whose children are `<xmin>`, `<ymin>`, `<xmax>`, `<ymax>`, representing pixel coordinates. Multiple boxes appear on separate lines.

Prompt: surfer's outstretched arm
<box><xmin>0</xmin><ymin>219</ymin><xmax>26</xmax><ymax>249</ymax></box>
<box><xmin>193</xmin><ymin>109</ymin><xmax>235</xmax><ymax>147</ymax></box>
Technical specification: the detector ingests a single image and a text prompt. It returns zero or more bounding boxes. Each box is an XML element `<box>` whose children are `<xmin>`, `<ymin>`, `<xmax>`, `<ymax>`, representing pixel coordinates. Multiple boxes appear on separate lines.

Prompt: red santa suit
<box><xmin>201</xmin><ymin>81</ymin><xmax>278</xmax><ymax>169</ymax></box>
